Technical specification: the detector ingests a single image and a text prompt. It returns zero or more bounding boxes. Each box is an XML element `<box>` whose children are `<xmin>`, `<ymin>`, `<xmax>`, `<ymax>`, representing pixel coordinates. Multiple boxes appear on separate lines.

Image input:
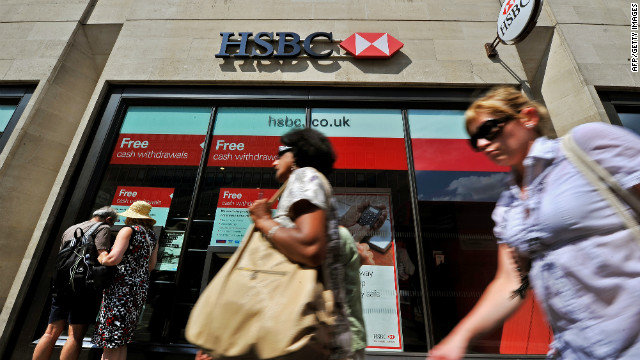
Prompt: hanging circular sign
<box><xmin>496</xmin><ymin>0</ymin><xmax>544</xmax><ymax>45</ymax></box>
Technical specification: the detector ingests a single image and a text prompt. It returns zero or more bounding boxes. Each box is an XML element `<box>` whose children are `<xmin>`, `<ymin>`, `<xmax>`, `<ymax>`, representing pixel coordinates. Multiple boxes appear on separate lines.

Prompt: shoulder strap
<box><xmin>226</xmin><ymin>180</ymin><xmax>289</xmax><ymax>268</ymax></box>
<box><xmin>75</xmin><ymin>222</ymin><xmax>104</xmax><ymax>244</ymax></box>
<box><xmin>561</xmin><ymin>133</ymin><xmax>640</xmax><ymax>241</ymax></box>
<box><xmin>134</xmin><ymin>225</ymin><xmax>154</xmax><ymax>257</ymax></box>
<box><xmin>246</xmin><ymin>180</ymin><xmax>288</xmax><ymax>240</ymax></box>
<box><xmin>86</xmin><ymin>222</ymin><xmax>104</xmax><ymax>237</ymax></box>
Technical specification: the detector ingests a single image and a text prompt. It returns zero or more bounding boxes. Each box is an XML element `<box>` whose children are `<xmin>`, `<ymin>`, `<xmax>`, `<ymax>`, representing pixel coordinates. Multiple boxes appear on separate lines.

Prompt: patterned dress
<box><xmin>92</xmin><ymin>225</ymin><xmax>157</xmax><ymax>348</ymax></box>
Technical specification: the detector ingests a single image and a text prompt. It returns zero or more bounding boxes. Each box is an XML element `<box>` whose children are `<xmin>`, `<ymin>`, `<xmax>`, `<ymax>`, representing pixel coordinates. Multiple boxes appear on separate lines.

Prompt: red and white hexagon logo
<box><xmin>340</xmin><ymin>33</ymin><xmax>404</xmax><ymax>58</ymax></box>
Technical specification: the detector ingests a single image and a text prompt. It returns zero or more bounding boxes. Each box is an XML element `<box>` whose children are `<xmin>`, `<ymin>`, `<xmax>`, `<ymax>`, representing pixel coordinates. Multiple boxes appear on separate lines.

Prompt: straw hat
<box><xmin>118</xmin><ymin>201</ymin><xmax>156</xmax><ymax>225</ymax></box>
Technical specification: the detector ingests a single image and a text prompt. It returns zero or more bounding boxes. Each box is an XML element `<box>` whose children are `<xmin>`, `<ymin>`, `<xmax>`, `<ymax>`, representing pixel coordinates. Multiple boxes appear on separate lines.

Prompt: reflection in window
<box><xmin>408</xmin><ymin>110</ymin><xmax>549</xmax><ymax>355</ymax></box>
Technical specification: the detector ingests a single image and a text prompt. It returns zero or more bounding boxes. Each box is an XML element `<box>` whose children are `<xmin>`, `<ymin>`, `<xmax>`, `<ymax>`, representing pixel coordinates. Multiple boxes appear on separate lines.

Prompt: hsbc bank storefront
<box><xmin>2</xmin><ymin>0</ymin><xmax>636</xmax><ymax>359</ymax></box>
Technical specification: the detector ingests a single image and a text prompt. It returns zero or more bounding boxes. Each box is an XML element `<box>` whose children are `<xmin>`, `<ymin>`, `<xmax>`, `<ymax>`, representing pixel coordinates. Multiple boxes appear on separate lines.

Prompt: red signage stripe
<box><xmin>412</xmin><ymin>138</ymin><xmax>509</xmax><ymax>172</ymax></box>
<box><xmin>330</xmin><ymin>137</ymin><xmax>408</xmax><ymax>170</ymax></box>
<box><xmin>216</xmin><ymin>188</ymin><xmax>279</xmax><ymax>207</ymax></box>
<box><xmin>208</xmin><ymin>135</ymin><xmax>408</xmax><ymax>170</ymax></box>
<box><xmin>208</xmin><ymin>135</ymin><xmax>281</xmax><ymax>168</ymax></box>
<box><xmin>112</xmin><ymin>186</ymin><xmax>175</xmax><ymax>207</ymax></box>
<box><xmin>110</xmin><ymin>134</ymin><xmax>205</xmax><ymax>166</ymax></box>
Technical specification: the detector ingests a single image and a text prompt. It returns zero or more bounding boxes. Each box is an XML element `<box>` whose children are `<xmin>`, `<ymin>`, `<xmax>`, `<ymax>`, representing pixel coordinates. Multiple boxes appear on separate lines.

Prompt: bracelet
<box><xmin>266</xmin><ymin>225</ymin><xmax>282</xmax><ymax>241</ymax></box>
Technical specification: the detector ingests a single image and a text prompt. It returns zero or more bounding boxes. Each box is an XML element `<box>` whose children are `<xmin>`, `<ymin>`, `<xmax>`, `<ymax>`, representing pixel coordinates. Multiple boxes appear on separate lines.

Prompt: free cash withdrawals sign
<box><xmin>210</xmin><ymin>188</ymin><xmax>279</xmax><ymax>247</ymax></box>
<box><xmin>109</xmin><ymin>106</ymin><xmax>211</xmax><ymax>166</ymax></box>
<box><xmin>111</xmin><ymin>186</ymin><xmax>174</xmax><ymax>227</ymax></box>
<box><xmin>207</xmin><ymin>108</ymin><xmax>407</xmax><ymax>170</ymax></box>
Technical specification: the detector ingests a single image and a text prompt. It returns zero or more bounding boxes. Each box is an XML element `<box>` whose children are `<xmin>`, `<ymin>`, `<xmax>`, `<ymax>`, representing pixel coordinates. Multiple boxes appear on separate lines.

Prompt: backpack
<box><xmin>55</xmin><ymin>222</ymin><xmax>114</xmax><ymax>293</ymax></box>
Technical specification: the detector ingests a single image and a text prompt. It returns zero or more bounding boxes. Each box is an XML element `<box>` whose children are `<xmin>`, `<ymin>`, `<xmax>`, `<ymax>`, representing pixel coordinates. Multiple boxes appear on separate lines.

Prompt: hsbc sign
<box><xmin>496</xmin><ymin>0</ymin><xmax>543</xmax><ymax>44</ymax></box>
<box><xmin>216</xmin><ymin>32</ymin><xmax>403</xmax><ymax>59</ymax></box>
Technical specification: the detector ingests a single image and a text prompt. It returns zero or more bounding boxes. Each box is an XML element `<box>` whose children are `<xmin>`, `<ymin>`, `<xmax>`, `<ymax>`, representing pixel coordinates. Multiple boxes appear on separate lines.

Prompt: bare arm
<box><xmin>249</xmin><ymin>199</ymin><xmax>327</xmax><ymax>267</ymax></box>
<box><xmin>98</xmin><ymin>227</ymin><xmax>132</xmax><ymax>266</ymax></box>
<box><xmin>428</xmin><ymin>244</ymin><xmax>526</xmax><ymax>360</ymax></box>
<box><xmin>633</xmin><ymin>184</ymin><xmax>640</xmax><ymax>198</ymax></box>
<box><xmin>149</xmin><ymin>242</ymin><xmax>159</xmax><ymax>271</ymax></box>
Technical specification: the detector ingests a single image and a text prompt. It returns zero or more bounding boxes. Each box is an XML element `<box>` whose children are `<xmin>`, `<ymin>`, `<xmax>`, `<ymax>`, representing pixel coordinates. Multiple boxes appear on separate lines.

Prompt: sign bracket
<box><xmin>485</xmin><ymin>36</ymin><xmax>500</xmax><ymax>58</ymax></box>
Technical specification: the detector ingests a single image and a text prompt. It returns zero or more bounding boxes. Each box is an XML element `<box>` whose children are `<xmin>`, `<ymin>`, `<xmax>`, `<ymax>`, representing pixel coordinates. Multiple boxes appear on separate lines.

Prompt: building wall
<box><xmin>0</xmin><ymin>0</ymin><xmax>637</xmax><ymax>357</ymax></box>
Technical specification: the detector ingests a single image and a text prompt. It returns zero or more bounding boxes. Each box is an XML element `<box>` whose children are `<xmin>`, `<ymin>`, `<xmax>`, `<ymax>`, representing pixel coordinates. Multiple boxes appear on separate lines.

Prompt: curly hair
<box><xmin>280</xmin><ymin>128</ymin><xmax>336</xmax><ymax>177</ymax></box>
<box><xmin>465</xmin><ymin>86</ymin><xmax>555</xmax><ymax>138</ymax></box>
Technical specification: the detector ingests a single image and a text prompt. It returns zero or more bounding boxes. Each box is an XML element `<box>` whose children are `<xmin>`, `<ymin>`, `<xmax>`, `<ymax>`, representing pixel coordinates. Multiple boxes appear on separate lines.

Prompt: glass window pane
<box><xmin>312</xmin><ymin>108</ymin><xmax>423</xmax><ymax>352</ymax></box>
<box><xmin>89</xmin><ymin>106</ymin><xmax>211</xmax><ymax>342</ymax></box>
<box><xmin>164</xmin><ymin>107</ymin><xmax>306</xmax><ymax>343</ymax></box>
<box><xmin>619</xmin><ymin>112</ymin><xmax>640</xmax><ymax>136</ymax></box>
<box><xmin>408</xmin><ymin>109</ymin><xmax>549</xmax><ymax>355</ymax></box>
<box><xmin>0</xmin><ymin>104</ymin><xmax>18</xmax><ymax>135</ymax></box>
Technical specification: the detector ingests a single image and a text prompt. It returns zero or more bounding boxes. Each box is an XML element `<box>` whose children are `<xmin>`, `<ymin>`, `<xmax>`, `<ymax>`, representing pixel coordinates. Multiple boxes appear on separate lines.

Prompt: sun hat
<box><xmin>118</xmin><ymin>201</ymin><xmax>156</xmax><ymax>225</ymax></box>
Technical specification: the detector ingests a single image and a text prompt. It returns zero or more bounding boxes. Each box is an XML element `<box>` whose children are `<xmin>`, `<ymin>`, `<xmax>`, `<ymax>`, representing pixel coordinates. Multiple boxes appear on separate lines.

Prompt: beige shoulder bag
<box><xmin>185</xmin><ymin>176</ymin><xmax>336</xmax><ymax>359</ymax></box>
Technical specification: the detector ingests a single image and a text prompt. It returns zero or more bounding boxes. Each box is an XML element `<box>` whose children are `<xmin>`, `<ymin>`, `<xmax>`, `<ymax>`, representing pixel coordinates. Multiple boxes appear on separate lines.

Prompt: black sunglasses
<box><xmin>468</xmin><ymin>116</ymin><xmax>516</xmax><ymax>151</ymax></box>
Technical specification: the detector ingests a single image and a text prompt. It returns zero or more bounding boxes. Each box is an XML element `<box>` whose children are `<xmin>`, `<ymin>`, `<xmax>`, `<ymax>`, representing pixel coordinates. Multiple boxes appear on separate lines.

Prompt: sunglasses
<box><xmin>468</xmin><ymin>115</ymin><xmax>516</xmax><ymax>151</ymax></box>
<box><xmin>277</xmin><ymin>145</ymin><xmax>292</xmax><ymax>158</ymax></box>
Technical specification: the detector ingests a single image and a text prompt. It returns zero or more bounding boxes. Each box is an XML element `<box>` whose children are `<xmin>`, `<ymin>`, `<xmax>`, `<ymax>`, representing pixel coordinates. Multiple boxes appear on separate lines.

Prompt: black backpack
<box><xmin>55</xmin><ymin>222</ymin><xmax>114</xmax><ymax>293</ymax></box>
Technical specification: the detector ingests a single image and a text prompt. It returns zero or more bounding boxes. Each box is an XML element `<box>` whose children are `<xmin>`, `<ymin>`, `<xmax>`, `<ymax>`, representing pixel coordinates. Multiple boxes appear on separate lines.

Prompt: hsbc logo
<box><xmin>339</xmin><ymin>33</ymin><xmax>404</xmax><ymax>58</ymax></box>
<box><xmin>216</xmin><ymin>32</ymin><xmax>403</xmax><ymax>59</ymax></box>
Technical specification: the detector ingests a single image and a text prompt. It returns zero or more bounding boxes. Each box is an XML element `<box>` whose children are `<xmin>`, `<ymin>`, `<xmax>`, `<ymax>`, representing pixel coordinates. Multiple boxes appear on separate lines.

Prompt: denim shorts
<box><xmin>48</xmin><ymin>286</ymin><xmax>101</xmax><ymax>325</ymax></box>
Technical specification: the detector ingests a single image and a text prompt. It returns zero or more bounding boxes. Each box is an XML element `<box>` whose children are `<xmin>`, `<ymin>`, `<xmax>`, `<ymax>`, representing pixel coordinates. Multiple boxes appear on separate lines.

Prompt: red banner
<box><xmin>208</xmin><ymin>135</ymin><xmax>408</xmax><ymax>170</ymax></box>
<box><xmin>216</xmin><ymin>188</ymin><xmax>279</xmax><ymax>208</ymax></box>
<box><xmin>411</xmin><ymin>138</ymin><xmax>509</xmax><ymax>172</ymax></box>
<box><xmin>110</xmin><ymin>134</ymin><xmax>205</xmax><ymax>166</ymax></box>
<box><xmin>208</xmin><ymin>136</ymin><xmax>281</xmax><ymax>168</ymax></box>
<box><xmin>112</xmin><ymin>186</ymin><xmax>174</xmax><ymax>207</ymax></box>
<box><xmin>330</xmin><ymin>137</ymin><xmax>407</xmax><ymax>170</ymax></box>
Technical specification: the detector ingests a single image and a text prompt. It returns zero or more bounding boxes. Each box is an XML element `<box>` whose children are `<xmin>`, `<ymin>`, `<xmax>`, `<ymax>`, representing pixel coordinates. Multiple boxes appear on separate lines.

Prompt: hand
<box><xmin>248</xmin><ymin>199</ymin><xmax>272</xmax><ymax>224</ymax></box>
<box><xmin>427</xmin><ymin>334</ymin><xmax>468</xmax><ymax>360</ymax></box>
<box><xmin>357</xmin><ymin>242</ymin><xmax>375</xmax><ymax>266</ymax></box>
<box><xmin>339</xmin><ymin>201</ymin><xmax>388</xmax><ymax>231</ymax></box>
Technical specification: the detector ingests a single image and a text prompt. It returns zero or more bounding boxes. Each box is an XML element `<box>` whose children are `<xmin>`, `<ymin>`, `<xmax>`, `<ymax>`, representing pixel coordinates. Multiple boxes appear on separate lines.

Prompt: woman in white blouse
<box><xmin>429</xmin><ymin>86</ymin><xmax>640</xmax><ymax>360</ymax></box>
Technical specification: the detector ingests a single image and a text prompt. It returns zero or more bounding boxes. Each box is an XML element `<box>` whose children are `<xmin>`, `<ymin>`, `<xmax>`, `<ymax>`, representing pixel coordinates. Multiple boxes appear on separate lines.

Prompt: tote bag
<box><xmin>185</xmin><ymin>179</ymin><xmax>336</xmax><ymax>359</ymax></box>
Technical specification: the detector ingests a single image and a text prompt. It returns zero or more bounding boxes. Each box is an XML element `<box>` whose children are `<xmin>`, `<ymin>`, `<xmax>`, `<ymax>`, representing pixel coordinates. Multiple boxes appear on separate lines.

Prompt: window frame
<box><xmin>0</xmin><ymin>86</ymin><xmax>35</xmax><ymax>153</ymax></box>
<box><xmin>598</xmin><ymin>90</ymin><xmax>640</xmax><ymax>128</ymax></box>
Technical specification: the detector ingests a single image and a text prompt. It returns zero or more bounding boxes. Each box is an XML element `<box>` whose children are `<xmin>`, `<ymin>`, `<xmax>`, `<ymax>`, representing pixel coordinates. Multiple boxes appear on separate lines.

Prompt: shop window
<box><xmin>21</xmin><ymin>87</ymin><xmax>554</xmax><ymax>357</ymax></box>
<box><xmin>407</xmin><ymin>109</ymin><xmax>551</xmax><ymax>355</ymax></box>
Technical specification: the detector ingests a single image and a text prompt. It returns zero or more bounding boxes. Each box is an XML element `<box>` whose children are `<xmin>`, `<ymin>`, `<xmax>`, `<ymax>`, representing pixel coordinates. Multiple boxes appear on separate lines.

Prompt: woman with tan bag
<box><xmin>248</xmin><ymin>128</ymin><xmax>352</xmax><ymax>360</ymax></box>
